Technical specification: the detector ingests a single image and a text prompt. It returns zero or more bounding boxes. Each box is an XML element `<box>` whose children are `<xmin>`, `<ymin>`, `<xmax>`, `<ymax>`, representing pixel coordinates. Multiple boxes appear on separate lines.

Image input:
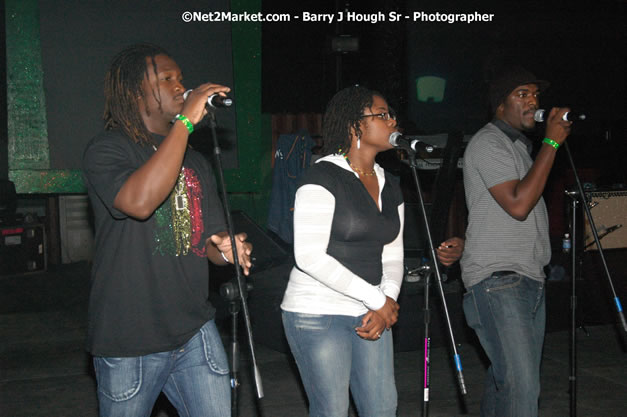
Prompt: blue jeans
<box><xmin>282</xmin><ymin>310</ymin><xmax>397</xmax><ymax>417</ymax></box>
<box><xmin>93</xmin><ymin>320</ymin><xmax>230</xmax><ymax>417</ymax></box>
<box><xmin>463</xmin><ymin>272</ymin><xmax>545</xmax><ymax>417</ymax></box>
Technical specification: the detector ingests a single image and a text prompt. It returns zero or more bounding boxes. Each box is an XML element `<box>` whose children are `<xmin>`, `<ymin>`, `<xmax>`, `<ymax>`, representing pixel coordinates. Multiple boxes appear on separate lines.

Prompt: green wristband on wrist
<box><xmin>543</xmin><ymin>137</ymin><xmax>560</xmax><ymax>150</ymax></box>
<box><xmin>174</xmin><ymin>114</ymin><xmax>194</xmax><ymax>134</ymax></box>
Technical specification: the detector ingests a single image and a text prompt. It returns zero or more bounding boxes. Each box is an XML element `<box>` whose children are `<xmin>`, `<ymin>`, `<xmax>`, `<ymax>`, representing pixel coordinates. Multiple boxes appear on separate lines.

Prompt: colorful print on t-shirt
<box><xmin>153</xmin><ymin>167</ymin><xmax>206</xmax><ymax>257</ymax></box>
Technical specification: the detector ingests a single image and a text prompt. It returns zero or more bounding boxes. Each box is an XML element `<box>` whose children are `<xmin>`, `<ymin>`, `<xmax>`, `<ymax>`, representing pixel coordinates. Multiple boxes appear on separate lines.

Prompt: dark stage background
<box><xmin>262</xmin><ymin>0</ymin><xmax>626</xmax><ymax>186</ymax></box>
<box><xmin>38</xmin><ymin>0</ymin><xmax>238</xmax><ymax>170</ymax></box>
<box><xmin>4</xmin><ymin>0</ymin><xmax>625</xmax><ymax>182</ymax></box>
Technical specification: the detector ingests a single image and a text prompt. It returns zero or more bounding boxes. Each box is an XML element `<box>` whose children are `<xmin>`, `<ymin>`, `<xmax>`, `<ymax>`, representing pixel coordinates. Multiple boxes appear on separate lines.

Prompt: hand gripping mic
<box><xmin>534</xmin><ymin>109</ymin><xmax>586</xmax><ymax>123</ymax></box>
<box><xmin>183</xmin><ymin>89</ymin><xmax>233</xmax><ymax>108</ymax></box>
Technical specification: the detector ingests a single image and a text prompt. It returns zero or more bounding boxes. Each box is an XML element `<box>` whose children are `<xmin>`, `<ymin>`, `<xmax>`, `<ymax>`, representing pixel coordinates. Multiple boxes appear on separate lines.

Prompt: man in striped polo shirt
<box><xmin>460</xmin><ymin>66</ymin><xmax>572</xmax><ymax>417</ymax></box>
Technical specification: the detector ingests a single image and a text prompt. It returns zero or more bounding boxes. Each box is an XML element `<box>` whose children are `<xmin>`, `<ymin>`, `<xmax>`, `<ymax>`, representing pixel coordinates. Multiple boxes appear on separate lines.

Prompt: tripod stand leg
<box><xmin>209</xmin><ymin>112</ymin><xmax>264</xmax><ymax>405</ymax></box>
<box><xmin>407</xmin><ymin>151</ymin><xmax>467</xmax><ymax>416</ymax></box>
<box><xmin>422</xmin><ymin>272</ymin><xmax>431</xmax><ymax>417</ymax></box>
<box><xmin>229</xmin><ymin>301</ymin><xmax>240</xmax><ymax>415</ymax></box>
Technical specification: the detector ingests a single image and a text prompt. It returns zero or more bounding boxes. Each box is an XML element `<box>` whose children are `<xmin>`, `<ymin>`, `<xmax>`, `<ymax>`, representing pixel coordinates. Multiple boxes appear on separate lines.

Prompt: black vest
<box><xmin>298</xmin><ymin>161</ymin><xmax>403</xmax><ymax>285</ymax></box>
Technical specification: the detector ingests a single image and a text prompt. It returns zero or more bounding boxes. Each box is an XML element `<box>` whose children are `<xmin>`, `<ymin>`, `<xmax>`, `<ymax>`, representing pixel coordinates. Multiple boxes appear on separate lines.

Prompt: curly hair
<box><xmin>321</xmin><ymin>85</ymin><xmax>381</xmax><ymax>155</ymax></box>
<box><xmin>103</xmin><ymin>43</ymin><xmax>171</xmax><ymax>144</ymax></box>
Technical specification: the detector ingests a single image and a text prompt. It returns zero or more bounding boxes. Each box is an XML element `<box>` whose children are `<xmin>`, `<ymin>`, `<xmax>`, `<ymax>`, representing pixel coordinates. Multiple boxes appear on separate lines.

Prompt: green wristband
<box><xmin>543</xmin><ymin>137</ymin><xmax>559</xmax><ymax>150</ymax></box>
<box><xmin>174</xmin><ymin>114</ymin><xmax>194</xmax><ymax>134</ymax></box>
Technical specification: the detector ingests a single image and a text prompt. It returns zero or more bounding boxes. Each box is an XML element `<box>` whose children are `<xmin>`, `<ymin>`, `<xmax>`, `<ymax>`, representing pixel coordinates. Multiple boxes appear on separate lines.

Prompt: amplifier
<box><xmin>414</xmin><ymin>158</ymin><xmax>464</xmax><ymax>171</ymax></box>
<box><xmin>0</xmin><ymin>224</ymin><xmax>46</xmax><ymax>275</ymax></box>
<box><xmin>583</xmin><ymin>190</ymin><xmax>627</xmax><ymax>251</ymax></box>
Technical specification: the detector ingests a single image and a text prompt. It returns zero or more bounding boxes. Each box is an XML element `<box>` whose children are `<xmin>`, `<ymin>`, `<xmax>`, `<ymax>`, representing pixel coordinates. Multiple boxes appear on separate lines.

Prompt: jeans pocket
<box><xmin>463</xmin><ymin>291</ymin><xmax>482</xmax><ymax>330</ymax></box>
<box><xmin>199</xmin><ymin>322</ymin><xmax>230</xmax><ymax>376</ymax></box>
<box><xmin>93</xmin><ymin>356</ymin><xmax>142</xmax><ymax>402</ymax></box>
<box><xmin>485</xmin><ymin>272</ymin><xmax>522</xmax><ymax>292</ymax></box>
<box><xmin>293</xmin><ymin>312</ymin><xmax>332</xmax><ymax>331</ymax></box>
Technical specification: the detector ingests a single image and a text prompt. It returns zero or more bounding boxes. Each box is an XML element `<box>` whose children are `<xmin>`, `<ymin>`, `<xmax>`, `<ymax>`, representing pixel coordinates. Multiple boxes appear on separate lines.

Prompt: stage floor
<box><xmin>1</xmin><ymin>260</ymin><xmax>626</xmax><ymax>417</ymax></box>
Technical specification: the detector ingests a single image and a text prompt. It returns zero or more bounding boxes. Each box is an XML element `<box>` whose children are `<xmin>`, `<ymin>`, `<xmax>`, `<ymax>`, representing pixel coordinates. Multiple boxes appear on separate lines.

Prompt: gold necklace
<box><xmin>340</xmin><ymin>152</ymin><xmax>376</xmax><ymax>176</ymax></box>
<box><xmin>349</xmin><ymin>162</ymin><xmax>376</xmax><ymax>176</ymax></box>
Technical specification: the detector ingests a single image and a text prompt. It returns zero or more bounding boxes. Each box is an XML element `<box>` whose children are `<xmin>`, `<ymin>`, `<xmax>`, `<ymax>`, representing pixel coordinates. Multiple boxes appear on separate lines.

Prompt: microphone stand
<box><xmin>205</xmin><ymin>111</ymin><xmax>264</xmax><ymax>414</ymax></box>
<box><xmin>220</xmin><ymin>276</ymin><xmax>255</xmax><ymax>414</ymax></box>
<box><xmin>562</xmin><ymin>142</ymin><xmax>627</xmax><ymax>417</ymax></box>
<box><xmin>564</xmin><ymin>189</ymin><xmax>580</xmax><ymax>417</ymax></box>
<box><xmin>406</xmin><ymin>151</ymin><xmax>467</xmax><ymax>417</ymax></box>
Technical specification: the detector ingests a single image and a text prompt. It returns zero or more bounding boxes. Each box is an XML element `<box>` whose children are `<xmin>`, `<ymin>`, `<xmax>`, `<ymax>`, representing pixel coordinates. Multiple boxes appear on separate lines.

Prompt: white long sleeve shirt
<box><xmin>281</xmin><ymin>154</ymin><xmax>405</xmax><ymax>316</ymax></box>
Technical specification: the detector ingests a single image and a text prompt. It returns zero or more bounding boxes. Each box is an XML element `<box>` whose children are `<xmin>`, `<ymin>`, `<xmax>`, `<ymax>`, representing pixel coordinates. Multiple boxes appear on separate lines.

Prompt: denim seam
<box><xmin>484</xmin><ymin>293</ymin><xmax>510</xmax><ymax>393</ymax></box>
<box><xmin>533</xmin><ymin>284</ymin><xmax>545</xmax><ymax>315</ymax></box>
<box><xmin>97</xmin><ymin>356</ymin><xmax>143</xmax><ymax>402</ymax></box>
<box><xmin>469</xmin><ymin>290</ymin><xmax>483</xmax><ymax>328</ymax></box>
<box><xmin>282</xmin><ymin>312</ymin><xmax>303</xmax><ymax>361</ymax></box>
<box><xmin>199</xmin><ymin>324</ymin><xmax>229</xmax><ymax>375</ymax></box>
<box><xmin>168</xmin><ymin>375</ymin><xmax>191</xmax><ymax>417</ymax></box>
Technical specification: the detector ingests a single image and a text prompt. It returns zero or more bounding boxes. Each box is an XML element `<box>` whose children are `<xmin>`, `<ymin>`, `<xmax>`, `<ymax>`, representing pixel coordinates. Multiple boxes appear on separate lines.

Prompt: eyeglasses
<box><xmin>514</xmin><ymin>91</ymin><xmax>540</xmax><ymax>100</ymax></box>
<box><xmin>361</xmin><ymin>112</ymin><xmax>396</xmax><ymax>121</ymax></box>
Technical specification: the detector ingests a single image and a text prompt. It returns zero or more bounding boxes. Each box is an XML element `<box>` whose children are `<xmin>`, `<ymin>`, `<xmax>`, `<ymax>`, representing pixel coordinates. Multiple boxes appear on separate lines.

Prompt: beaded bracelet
<box><xmin>543</xmin><ymin>137</ymin><xmax>560</xmax><ymax>150</ymax></box>
<box><xmin>174</xmin><ymin>114</ymin><xmax>194</xmax><ymax>134</ymax></box>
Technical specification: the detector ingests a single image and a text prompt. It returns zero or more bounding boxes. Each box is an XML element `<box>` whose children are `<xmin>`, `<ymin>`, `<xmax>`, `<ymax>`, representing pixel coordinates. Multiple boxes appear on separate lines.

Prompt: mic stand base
<box><xmin>207</xmin><ymin>111</ymin><xmax>264</xmax><ymax>416</ymax></box>
<box><xmin>563</xmin><ymin>142</ymin><xmax>627</xmax><ymax>417</ymax></box>
<box><xmin>406</xmin><ymin>152</ymin><xmax>467</xmax><ymax>417</ymax></box>
<box><xmin>229</xmin><ymin>300</ymin><xmax>241</xmax><ymax>416</ymax></box>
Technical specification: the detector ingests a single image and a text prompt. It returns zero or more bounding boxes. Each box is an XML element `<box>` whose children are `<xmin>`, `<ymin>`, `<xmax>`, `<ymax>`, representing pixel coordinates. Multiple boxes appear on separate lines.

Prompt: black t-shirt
<box><xmin>82</xmin><ymin>129</ymin><xmax>226</xmax><ymax>357</ymax></box>
<box><xmin>299</xmin><ymin>161</ymin><xmax>403</xmax><ymax>286</ymax></box>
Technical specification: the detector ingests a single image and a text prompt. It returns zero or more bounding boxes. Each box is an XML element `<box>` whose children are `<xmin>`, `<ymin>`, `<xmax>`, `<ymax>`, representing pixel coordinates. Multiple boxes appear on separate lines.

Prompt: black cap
<box><xmin>489</xmin><ymin>66</ymin><xmax>550</xmax><ymax>112</ymax></box>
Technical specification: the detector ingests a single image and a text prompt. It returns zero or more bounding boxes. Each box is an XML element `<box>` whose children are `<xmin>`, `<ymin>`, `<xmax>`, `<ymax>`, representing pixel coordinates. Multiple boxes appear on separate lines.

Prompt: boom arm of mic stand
<box><xmin>207</xmin><ymin>112</ymin><xmax>265</xmax><ymax>399</ymax></box>
<box><xmin>583</xmin><ymin>224</ymin><xmax>623</xmax><ymax>249</ymax></box>
<box><xmin>563</xmin><ymin>142</ymin><xmax>627</xmax><ymax>333</ymax></box>
<box><xmin>408</xmin><ymin>152</ymin><xmax>467</xmax><ymax>398</ymax></box>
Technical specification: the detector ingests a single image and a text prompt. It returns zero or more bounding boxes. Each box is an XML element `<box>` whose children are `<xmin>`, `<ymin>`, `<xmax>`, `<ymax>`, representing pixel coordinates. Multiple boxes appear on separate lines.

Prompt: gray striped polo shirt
<box><xmin>460</xmin><ymin>120</ymin><xmax>551</xmax><ymax>288</ymax></box>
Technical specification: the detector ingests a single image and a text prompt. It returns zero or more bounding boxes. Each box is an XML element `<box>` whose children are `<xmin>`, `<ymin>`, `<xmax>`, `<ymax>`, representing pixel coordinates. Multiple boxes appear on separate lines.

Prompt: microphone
<box><xmin>534</xmin><ymin>109</ymin><xmax>586</xmax><ymax>123</ymax></box>
<box><xmin>183</xmin><ymin>89</ymin><xmax>233</xmax><ymax>108</ymax></box>
<box><xmin>388</xmin><ymin>132</ymin><xmax>435</xmax><ymax>153</ymax></box>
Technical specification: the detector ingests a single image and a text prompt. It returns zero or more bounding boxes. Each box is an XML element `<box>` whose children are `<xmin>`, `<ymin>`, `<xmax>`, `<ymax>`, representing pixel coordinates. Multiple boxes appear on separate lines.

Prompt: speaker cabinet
<box><xmin>231</xmin><ymin>210</ymin><xmax>290</xmax><ymax>270</ymax></box>
<box><xmin>209</xmin><ymin>211</ymin><xmax>293</xmax><ymax>352</ymax></box>
<box><xmin>403</xmin><ymin>202</ymin><xmax>431</xmax><ymax>259</ymax></box>
<box><xmin>0</xmin><ymin>224</ymin><xmax>46</xmax><ymax>275</ymax></box>
<box><xmin>393</xmin><ymin>278</ymin><xmax>472</xmax><ymax>351</ymax></box>
<box><xmin>583</xmin><ymin>190</ymin><xmax>627</xmax><ymax>250</ymax></box>
<box><xmin>248</xmin><ymin>262</ymin><xmax>293</xmax><ymax>353</ymax></box>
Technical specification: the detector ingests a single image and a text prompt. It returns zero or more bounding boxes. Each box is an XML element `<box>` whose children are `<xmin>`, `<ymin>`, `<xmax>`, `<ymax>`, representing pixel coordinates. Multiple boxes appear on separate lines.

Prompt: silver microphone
<box><xmin>183</xmin><ymin>89</ymin><xmax>233</xmax><ymax>108</ymax></box>
<box><xmin>389</xmin><ymin>132</ymin><xmax>434</xmax><ymax>153</ymax></box>
<box><xmin>534</xmin><ymin>109</ymin><xmax>586</xmax><ymax>123</ymax></box>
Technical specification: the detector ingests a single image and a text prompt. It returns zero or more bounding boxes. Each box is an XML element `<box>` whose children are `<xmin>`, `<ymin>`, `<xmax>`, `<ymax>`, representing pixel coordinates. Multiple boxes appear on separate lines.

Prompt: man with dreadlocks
<box><xmin>82</xmin><ymin>43</ymin><xmax>252</xmax><ymax>416</ymax></box>
<box><xmin>280</xmin><ymin>85</ymin><xmax>461</xmax><ymax>417</ymax></box>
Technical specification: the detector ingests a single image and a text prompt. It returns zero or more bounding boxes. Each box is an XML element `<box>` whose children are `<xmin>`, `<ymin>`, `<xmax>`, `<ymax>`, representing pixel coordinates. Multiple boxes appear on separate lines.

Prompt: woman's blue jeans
<box><xmin>463</xmin><ymin>272</ymin><xmax>546</xmax><ymax>417</ymax></box>
<box><xmin>93</xmin><ymin>320</ymin><xmax>230</xmax><ymax>417</ymax></box>
<box><xmin>282</xmin><ymin>310</ymin><xmax>397</xmax><ymax>417</ymax></box>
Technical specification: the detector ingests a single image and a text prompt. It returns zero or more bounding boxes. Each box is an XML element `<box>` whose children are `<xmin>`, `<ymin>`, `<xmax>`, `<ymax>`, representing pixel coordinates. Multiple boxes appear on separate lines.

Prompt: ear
<box><xmin>351</xmin><ymin>119</ymin><xmax>365</xmax><ymax>137</ymax></box>
<box><xmin>136</xmin><ymin>94</ymin><xmax>147</xmax><ymax>116</ymax></box>
<box><xmin>495</xmin><ymin>102</ymin><xmax>505</xmax><ymax>118</ymax></box>
<box><xmin>349</xmin><ymin>124</ymin><xmax>357</xmax><ymax>140</ymax></box>
<box><xmin>343</xmin><ymin>124</ymin><xmax>359</xmax><ymax>151</ymax></box>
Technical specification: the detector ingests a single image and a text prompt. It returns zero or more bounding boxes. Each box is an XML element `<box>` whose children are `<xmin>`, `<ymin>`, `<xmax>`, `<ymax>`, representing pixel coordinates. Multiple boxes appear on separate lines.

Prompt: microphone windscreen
<box><xmin>534</xmin><ymin>109</ymin><xmax>547</xmax><ymax>122</ymax></box>
<box><xmin>389</xmin><ymin>132</ymin><xmax>402</xmax><ymax>146</ymax></box>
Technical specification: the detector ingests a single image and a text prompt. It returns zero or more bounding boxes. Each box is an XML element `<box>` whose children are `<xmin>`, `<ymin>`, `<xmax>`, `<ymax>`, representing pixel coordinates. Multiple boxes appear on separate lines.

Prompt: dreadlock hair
<box><xmin>321</xmin><ymin>85</ymin><xmax>381</xmax><ymax>155</ymax></box>
<box><xmin>103</xmin><ymin>43</ymin><xmax>171</xmax><ymax>145</ymax></box>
